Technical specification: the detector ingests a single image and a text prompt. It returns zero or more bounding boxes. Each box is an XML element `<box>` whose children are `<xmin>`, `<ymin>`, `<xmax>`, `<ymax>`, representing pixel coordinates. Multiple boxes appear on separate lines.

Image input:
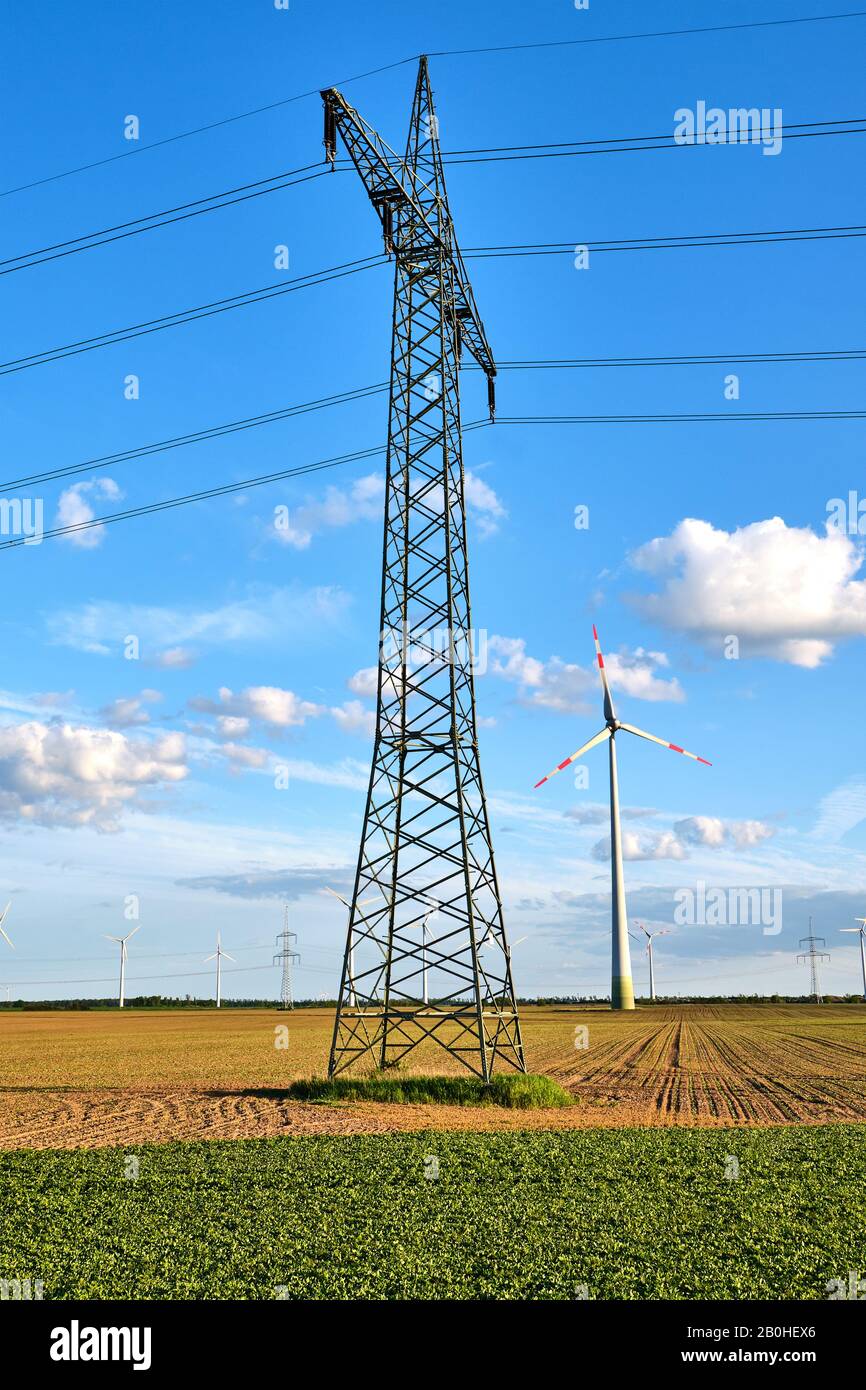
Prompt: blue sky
<box><xmin>1</xmin><ymin>0</ymin><xmax>865</xmax><ymax>1002</ymax></box>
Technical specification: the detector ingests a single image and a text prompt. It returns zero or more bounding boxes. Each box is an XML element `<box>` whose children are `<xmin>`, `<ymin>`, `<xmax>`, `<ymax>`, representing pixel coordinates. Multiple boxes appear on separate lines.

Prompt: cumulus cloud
<box><xmin>220</xmin><ymin>742</ymin><xmax>270</xmax><ymax>770</ymax></box>
<box><xmin>100</xmin><ymin>689</ymin><xmax>162</xmax><ymax>729</ymax></box>
<box><xmin>191</xmin><ymin>686</ymin><xmax>324</xmax><ymax>728</ymax></box>
<box><xmin>275</xmin><ymin>474</ymin><xmax>385</xmax><ymax>549</ymax></box>
<box><xmin>464</xmin><ymin>471</ymin><xmax>507</xmax><ymax>537</ymax></box>
<box><xmin>0</xmin><ymin>722</ymin><xmax>187</xmax><ymax>830</ymax></box>
<box><xmin>488</xmin><ymin>635</ymin><xmax>683</xmax><ymax>713</ymax></box>
<box><xmin>591</xmin><ymin>815</ymin><xmax>776</xmax><ymax>860</ymax></box>
<box><xmin>592</xmin><ymin>830</ymin><xmax>688</xmax><ymax>862</ymax></box>
<box><xmin>347</xmin><ymin>667</ymin><xmax>378</xmax><ymax>697</ymax></box>
<box><xmin>150</xmin><ymin>647</ymin><xmax>196</xmax><ymax>670</ymax></box>
<box><xmin>55</xmin><ymin>479</ymin><xmax>122</xmax><ymax>549</ymax></box>
<box><xmin>630</xmin><ymin>516</ymin><xmax>866</xmax><ymax>667</ymax></box>
<box><xmin>673</xmin><ymin>816</ymin><xmax>775</xmax><ymax>849</ymax></box>
<box><xmin>330</xmin><ymin>700</ymin><xmax>376</xmax><ymax>737</ymax></box>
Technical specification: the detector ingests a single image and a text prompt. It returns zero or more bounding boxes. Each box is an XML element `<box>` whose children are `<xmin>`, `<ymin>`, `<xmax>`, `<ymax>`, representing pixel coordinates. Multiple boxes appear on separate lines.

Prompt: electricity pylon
<box><xmin>797</xmin><ymin>920</ymin><xmax>829</xmax><ymax>1003</ymax></box>
<box><xmin>322</xmin><ymin>57</ymin><xmax>525</xmax><ymax>1080</ymax></box>
<box><xmin>274</xmin><ymin>907</ymin><xmax>300</xmax><ymax>1011</ymax></box>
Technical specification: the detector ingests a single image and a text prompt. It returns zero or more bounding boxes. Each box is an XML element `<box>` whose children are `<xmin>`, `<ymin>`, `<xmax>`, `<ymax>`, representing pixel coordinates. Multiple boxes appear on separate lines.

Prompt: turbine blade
<box><xmin>323</xmin><ymin>886</ymin><xmax>350</xmax><ymax>907</ymax></box>
<box><xmin>534</xmin><ymin>727</ymin><xmax>610</xmax><ymax>789</ymax></box>
<box><xmin>0</xmin><ymin>923</ymin><xmax>14</xmax><ymax>950</ymax></box>
<box><xmin>204</xmin><ymin>953</ymin><xmax>217</xmax><ymax>961</ymax></box>
<box><xmin>619</xmin><ymin>722</ymin><xmax>712</xmax><ymax>766</ymax></box>
<box><xmin>592</xmin><ymin>624</ymin><xmax>616</xmax><ymax>723</ymax></box>
<box><xmin>104</xmin><ymin>935</ymin><xmax>122</xmax><ymax>944</ymax></box>
<box><xmin>840</xmin><ymin>928</ymin><xmax>859</xmax><ymax>933</ymax></box>
<box><xmin>124</xmin><ymin>925</ymin><xmax>141</xmax><ymax>942</ymax></box>
<box><xmin>222</xmin><ymin>952</ymin><xmax>236</xmax><ymax>963</ymax></box>
<box><xmin>0</xmin><ymin>902</ymin><xmax>10</xmax><ymax>926</ymax></box>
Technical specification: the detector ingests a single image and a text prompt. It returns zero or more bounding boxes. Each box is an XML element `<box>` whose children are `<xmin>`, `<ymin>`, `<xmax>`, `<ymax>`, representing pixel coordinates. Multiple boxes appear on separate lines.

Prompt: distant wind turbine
<box><xmin>104</xmin><ymin>926</ymin><xmax>140</xmax><ymax>1009</ymax></box>
<box><xmin>204</xmin><ymin>931</ymin><xmax>235</xmax><ymax>1008</ymax></box>
<box><xmin>0</xmin><ymin>903</ymin><xmax>14</xmax><ymax>950</ymax></box>
<box><xmin>634</xmin><ymin>921</ymin><xmax>671</xmax><ymax>1001</ymax></box>
<box><xmin>534</xmin><ymin>624</ymin><xmax>711</xmax><ymax>1011</ymax></box>
<box><xmin>840</xmin><ymin>919</ymin><xmax>866</xmax><ymax>1001</ymax></box>
<box><xmin>323</xmin><ymin>887</ymin><xmax>379</xmax><ymax>1008</ymax></box>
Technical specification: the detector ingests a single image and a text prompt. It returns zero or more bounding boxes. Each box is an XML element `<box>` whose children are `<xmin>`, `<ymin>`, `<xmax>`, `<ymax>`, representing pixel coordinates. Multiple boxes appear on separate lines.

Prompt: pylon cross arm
<box><xmin>320</xmin><ymin>86</ymin><xmax>495</xmax><ymax>378</ymax></box>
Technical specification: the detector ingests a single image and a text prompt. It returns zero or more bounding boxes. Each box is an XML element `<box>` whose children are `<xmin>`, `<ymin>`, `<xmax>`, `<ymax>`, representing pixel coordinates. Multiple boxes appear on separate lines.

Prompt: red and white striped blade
<box><xmin>534</xmin><ymin>727</ymin><xmax>610</xmax><ymax>789</ymax></box>
<box><xmin>618</xmin><ymin>722</ymin><xmax>711</xmax><ymax>765</ymax></box>
<box><xmin>592</xmin><ymin>624</ymin><xmax>616</xmax><ymax>723</ymax></box>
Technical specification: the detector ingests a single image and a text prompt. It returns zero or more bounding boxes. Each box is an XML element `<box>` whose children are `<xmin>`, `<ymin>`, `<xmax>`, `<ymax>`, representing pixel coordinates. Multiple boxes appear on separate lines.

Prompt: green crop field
<box><xmin>2</xmin><ymin>1124</ymin><xmax>863</xmax><ymax>1300</ymax></box>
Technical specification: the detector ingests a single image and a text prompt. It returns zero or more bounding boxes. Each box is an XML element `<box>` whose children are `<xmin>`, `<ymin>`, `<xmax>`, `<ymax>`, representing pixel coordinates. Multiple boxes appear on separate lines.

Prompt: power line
<box><xmin>496</xmin><ymin>410</ymin><xmax>866</xmax><ymax>424</ymax></box>
<box><xmin>3</xmin><ymin>409</ymin><xmax>863</xmax><ymax>554</ymax></box>
<box><xmin>427</xmin><ymin>10</ymin><xmax>866</xmax><ymax>57</ymax></box>
<box><xmin>0</xmin><ymin>382</ymin><xmax>389</xmax><ymax>492</ymax></box>
<box><xmin>5</xmin><ymin>223</ymin><xmax>863</xmax><ymax>378</ymax></box>
<box><xmin>5</xmin><ymin>120</ymin><xmax>863</xmax><ymax>277</ymax></box>
<box><xmin>0</xmin><ymin>165</ymin><xmax>331</xmax><ymax>276</ymax></box>
<box><xmin>6</xmin><ymin>10</ymin><xmax>863</xmax><ymax>199</ymax></box>
<box><xmin>3</xmin><ymin>348</ymin><xmax>862</xmax><ymax>497</ymax></box>
<box><xmin>0</xmin><ymin>55</ymin><xmax>419</xmax><ymax>199</ymax></box>
<box><xmin>0</xmin><ymin>254</ymin><xmax>386</xmax><ymax>376</ymax></box>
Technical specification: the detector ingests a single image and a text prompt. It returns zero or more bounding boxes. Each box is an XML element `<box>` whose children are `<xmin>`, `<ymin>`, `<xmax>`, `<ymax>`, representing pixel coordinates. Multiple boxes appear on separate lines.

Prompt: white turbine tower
<box><xmin>0</xmin><ymin>903</ymin><xmax>14</xmax><ymax>950</ymax></box>
<box><xmin>323</xmin><ymin>887</ymin><xmax>379</xmax><ymax>1009</ymax></box>
<box><xmin>840</xmin><ymin>919</ymin><xmax>866</xmax><ymax>1001</ymax></box>
<box><xmin>204</xmin><ymin>931</ymin><xmax>235</xmax><ymax>1008</ymax></box>
<box><xmin>104</xmin><ymin>926</ymin><xmax>140</xmax><ymax>1009</ymax></box>
<box><xmin>535</xmin><ymin>625</ymin><xmax>711</xmax><ymax>1011</ymax></box>
<box><xmin>635</xmin><ymin>921</ymin><xmax>671</xmax><ymax>1001</ymax></box>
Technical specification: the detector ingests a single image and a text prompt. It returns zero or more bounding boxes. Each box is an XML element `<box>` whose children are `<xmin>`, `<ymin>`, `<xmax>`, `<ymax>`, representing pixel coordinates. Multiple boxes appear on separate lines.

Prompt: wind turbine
<box><xmin>104</xmin><ymin>926</ymin><xmax>140</xmax><ymax>1009</ymax></box>
<box><xmin>534</xmin><ymin>624</ymin><xmax>711</xmax><ymax>1011</ymax></box>
<box><xmin>204</xmin><ymin>931</ymin><xmax>235</xmax><ymax>1008</ymax></box>
<box><xmin>0</xmin><ymin>903</ymin><xmax>14</xmax><ymax>950</ymax></box>
<box><xmin>840</xmin><ymin>919</ymin><xmax>866</xmax><ymax>1001</ymax></box>
<box><xmin>635</xmin><ymin>921</ymin><xmax>671</xmax><ymax>1002</ymax></box>
<box><xmin>323</xmin><ymin>887</ymin><xmax>379</xmax><ymax>1008</ymax></box>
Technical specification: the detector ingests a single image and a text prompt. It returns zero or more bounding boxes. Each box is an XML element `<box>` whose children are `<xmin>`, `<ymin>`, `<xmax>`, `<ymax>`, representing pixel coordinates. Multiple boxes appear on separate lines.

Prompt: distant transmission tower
<box><xmin>274</xmin><ymin>907</ymin><xmax>300</xmax><ymax>1011</ymax></box>
<box><xmin>797</xmin><ymin>920</ymin><xmax>829</xmax><ymax>1003</ymax></box>
<box><xmin>322</xmin><ymin>57</ymin><xmax>524</xmax><ymax>1080</ymax></box>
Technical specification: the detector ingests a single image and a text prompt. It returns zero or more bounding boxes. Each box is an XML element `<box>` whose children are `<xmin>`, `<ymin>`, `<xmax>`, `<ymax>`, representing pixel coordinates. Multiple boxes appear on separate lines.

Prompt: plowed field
<box><xmin>1</xmin><ymin>1004</ymin><xmax>864</xmax><ymax>1148</ymax></box>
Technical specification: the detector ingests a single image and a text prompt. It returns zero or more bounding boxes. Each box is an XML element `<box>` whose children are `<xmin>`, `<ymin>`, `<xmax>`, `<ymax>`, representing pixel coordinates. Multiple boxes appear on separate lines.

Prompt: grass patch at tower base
<box><xmin>285</xmin><ymin>1072</ymin><xmax>573</xmax><ymax>1108</ymax></box>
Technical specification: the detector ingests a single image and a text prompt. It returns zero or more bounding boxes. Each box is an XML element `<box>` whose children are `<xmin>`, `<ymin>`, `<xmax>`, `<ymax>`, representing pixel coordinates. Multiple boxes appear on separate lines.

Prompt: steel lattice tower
<box><xmin>797</xmin><ymin>921</ymin><xmax>829</xmax><ymax>1004</ymax></box>
<box><xmin>274</xmin><ymin>907</ymin><xmax>300</xmax><ymax>1011</ymax></box>
<box><xmin>322</xmin><ymin>58</ymin><xmax>525</xmax><ymax>1080</ymax></box>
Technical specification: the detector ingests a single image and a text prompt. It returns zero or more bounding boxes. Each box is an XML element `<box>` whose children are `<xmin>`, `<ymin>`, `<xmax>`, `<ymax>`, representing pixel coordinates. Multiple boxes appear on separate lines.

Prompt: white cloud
<box><xmin>275</xmin><ymin>474</ymin><xmax>385</xmax><ymax>549</ymax></box>
<box><xmin>347</xmin><ymin>667</ymin><xmax>379</xmax><ymax>697</ymax></box>
<box><xmin>810</xmin><ymin>780</ymin><xmax>866</xmax><ymax>842</ymax></box>
<box><xmin>592</xmin><ymin>830</ymin><xmax>688</xmax><ymax>862</ymax></box>
<box><xmin>46</xmin><ymin>585</ymin><xmax>350</xmax><ymax>657</ymax></box>
<box><xmin>592</xmin><ymin>816</ymin><xmax>775</xmax><ymax>861</ymax></box>
<box><xmin>330</xmin><ymin>700</ymin><xmax>376</xmax><ymax>736</ymax></box>
<box><xmin>221</xmin><ymin>742</ymin><xmax>270</xmax><ymax>770</ymax></box>
<box><xmin>100</xmin><ymin>690</ymin><xmax>162</xmax><ymax>729</ymax></box>
<box><xmin>631</xmin><ymin>516</ymin><xmax>866</xmax><ymax>667</ymax></box>
<box><xmin>192</xmin><ymin>686</ymin><xmax>324</xmax><ymax>728</ymax></box>
<box><xmin>150</xmin><ymin>647</ymin><xmax>196</xmax><ymax>670</ymax></box>
<box><xmin>673</xmin><ymin>816</ymin><xmax>775</xmax><ymax>849</ymax></box>
<box><xmin>464</xmin><ymin>471</ymin><xmax>507</xmax><ymax>538</ymax></box>
<box><xmin>488</xmin><ymin>635</ymin><xmax>683</xmax><ymax>713</ymax></box>
<box><xmin>54</xmin><ymin>479</ymin><xmax>122</xmax><ymax>549</ymax></box>
<box><xmin>274</xmin><ymin>469</ymin><xmax>507</xmax><ymax>548</ymax></box>
<box><xmin>216</xmin><ymin>716</ymin><xmax>250</xmax><ymax>740</ymax></box>
<box><xmin>0</xmin><ymin>721</ymin><xmax>187</xmax><ymax>830</ymax></box>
